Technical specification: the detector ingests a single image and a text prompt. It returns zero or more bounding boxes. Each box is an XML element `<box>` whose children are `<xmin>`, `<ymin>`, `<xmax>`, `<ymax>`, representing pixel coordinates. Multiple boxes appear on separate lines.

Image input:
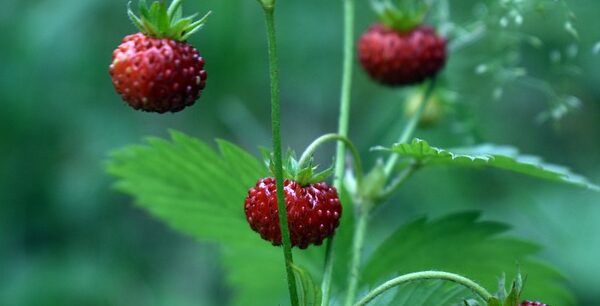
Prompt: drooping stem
<box><xmin>322</xmin><ymin>0</ymin><xmax>355</xmax><ymax>303</ymax></box>
<box><xmin>343</xmin><ymin>204</ymin><xmax>370</xmax><ymax>306</ymax></box>
<box><xmin>262</xmin><ymin>6</ymin><xmax>299</xmax><ymax>306</ymax></box>
<box><xmin>383</xmin><ymin>78</ymin><xmax>437</xmax><ymax>177</ymax></box>
<box><xmin>353</xmin><ymin>271</ymin><xmax>493</xmax><ymax>306</ymax></box>
<box><xmin>298</xmin><ymin>133</ymin><xmax>363</xmax><ymax>187</ymax></box>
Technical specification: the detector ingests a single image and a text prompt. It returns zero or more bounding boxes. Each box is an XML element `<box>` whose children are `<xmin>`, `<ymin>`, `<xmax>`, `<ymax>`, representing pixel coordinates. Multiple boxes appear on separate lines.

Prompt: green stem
<box><xmin>353</xmin><ymin>271</ymin><xmax>493</xmax><ymax>306</ymax></box>
<box><xmin>383</xmin><ymin>78</ymin><xmax>437</xmax><ymax>177</ymax></box>
<box><xmin>322</xmin><ymin>0</ymin><xmax>355</xmax><ymax>303</ymax></box>
<box><xmin>298</xmin><ymin>133</ymin><xmax>363</xmax><ymax>187</ymax></box>
<box><xmin>262</xmin><ymin>6</ymin><xmax>299</xmax><ymax>306</ymax></box>
<box><xmin>344</xmin><ymin>204</ymin><xmax>370</xmax><ymax>306</ymax></box>
<box><xmin>378</xmin><ymin>162</ymin><xmax>418</xmax><ymax>201</ymax></box>
<box><xmin>344</xmin><ymin>79</ymin><xmax>437</xmax><ymax>306</ymax></box>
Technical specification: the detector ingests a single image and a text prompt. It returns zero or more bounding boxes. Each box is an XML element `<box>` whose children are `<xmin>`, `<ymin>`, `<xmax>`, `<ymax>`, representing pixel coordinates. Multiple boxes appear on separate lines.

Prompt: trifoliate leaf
<box><xmin>377</xmin><ymin>138</ymin><xmax>599</xmax><ymax>190</ymax></box>
<box><xmin>360</xmin><ymin>212</ymin><xmax>574</xmax><ymax>305</ymax></box>
<box><xmin>107</xmin><ymin>131</ymin><xmax>291</xmax><ymax>306</ymax></box>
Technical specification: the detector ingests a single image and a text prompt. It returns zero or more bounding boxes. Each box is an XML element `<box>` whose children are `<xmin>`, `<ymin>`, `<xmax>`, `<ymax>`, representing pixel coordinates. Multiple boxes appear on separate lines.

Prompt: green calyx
<box><xmin>486</xmin><ymin>273</ymin><xmax>526</xmax><ymax>306</ymax></box>
<box><xmin>371</xmin><ymin>0</ymin><xmax>429</xmax><ymax>31</ymax></box>
<box><xmin>261</xmin><ymin>149</ymin><xmax>334</xmax><ymax>186</ymax></box>
<box><xmin>127</xmin><ymin>0</ymin><xmax>211</xmax><ymax>41</ymax></box>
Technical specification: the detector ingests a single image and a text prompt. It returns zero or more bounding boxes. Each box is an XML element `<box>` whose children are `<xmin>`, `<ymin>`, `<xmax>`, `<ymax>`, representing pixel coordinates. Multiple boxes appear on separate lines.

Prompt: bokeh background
<box><xmin>1</xmin><ymin>0</ymin><xmax>599</xmax><ymax>305</ymax></box>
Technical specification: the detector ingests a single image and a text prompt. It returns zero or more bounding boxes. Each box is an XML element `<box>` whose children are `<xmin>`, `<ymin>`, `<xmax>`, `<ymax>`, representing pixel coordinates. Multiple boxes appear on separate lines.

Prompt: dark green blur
<box><xmin>0</xmin><ymin>0</ymin><xmax>598</xmax><ymax>305</ymax></box>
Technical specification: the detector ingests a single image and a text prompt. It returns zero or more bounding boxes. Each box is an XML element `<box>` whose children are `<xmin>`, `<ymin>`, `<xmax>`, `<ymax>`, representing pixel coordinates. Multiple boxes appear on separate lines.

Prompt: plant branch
<box><xmin>298</xmin><ymin>133</ymin><xmax>364</xmax><ymax>187</ymax></box>
<box><xmin>378</xmin><ymin>161</ymin><xmax>419</xmax><ymax>201</ymax></box>
<box><xmin>262</xmin><ymin>5</ymin><xmax>299</xmax><ymax>306</ymax></box>
<box><xmin>353</xmin><ymin>271</ymin><xmax>493</xmax><ymax>306</ymax></box>
<box><xmin>322</xmin><ymin>0</ymin><xmax>355</xmax><ymax>303</ymax></box>
<box><xmin>383</xmin><ymin>78</ymin><xmax>437</xmax><ymax>177</ymax></box>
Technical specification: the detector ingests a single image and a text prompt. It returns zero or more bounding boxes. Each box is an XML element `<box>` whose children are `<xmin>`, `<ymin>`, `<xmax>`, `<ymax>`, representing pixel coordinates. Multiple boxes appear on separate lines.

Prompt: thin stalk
<box><xmin>262</xmin><ymin>6</ymin><xmax>299</xmax><ymax>306</ymax></box>
<box><xmin>353</xmin><ymin>271</ymin><xmax>493</xmax><ymax>306</ymax></box>
<box><xmin>322</xmin><ymin>0</ymin><xmax>355</xmax><ymax>303</ymax></box>
<box><xmin>378</xmin><ymin>162</ymin><xmax>418</xmax><ymax>201</ymax></box>
<box><xmin>343</xmin><ymin>204</ymin><xmax>370</xmax><ymax>306</ymax></box>
<box><xmin>298</xmin><ymin>133</ymin><xmax>364</xmax><ymax>187</ymax></box>
<box><xmin>383</xmin><ymin>79</ymin><xmax>437</xmax><ymax>177</ymax></box>
<box><xmin>344</xmin><ymin>79</ymin><xmax>436</xmax><ymax>306</ymax></box>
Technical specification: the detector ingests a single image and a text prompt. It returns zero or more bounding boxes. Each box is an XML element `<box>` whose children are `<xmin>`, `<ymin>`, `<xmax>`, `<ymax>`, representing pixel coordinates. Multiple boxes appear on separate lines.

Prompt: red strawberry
<box><xmin>109</xmin><ymin>0</ymin><xmax>210</xmax><ymax>113</ymax></box>
<box><xmin>520</xmin><ymin>301</ymin><xmax>548</xmax><ymax>306</ymax></box>
<box><xmin>244</xmin><ymin>178</ymin><xmax>342</xmax><ymax>249</ymax></box>
<box><xmin>110</xmin><ymin>33</ymin><xmax>206</xmax><ymax>113</ymax></box>
<box><xmin>358</xmin><ymin>23</ymin><xmax>446</xmax><ymax>86</ymax></box>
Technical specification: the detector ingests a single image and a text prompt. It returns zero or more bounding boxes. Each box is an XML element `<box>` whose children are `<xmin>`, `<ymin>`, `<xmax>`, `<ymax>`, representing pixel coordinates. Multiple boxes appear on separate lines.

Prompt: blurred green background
<box><xmin>1</xmin><ymin>0</ymin><xmax>599</xmax><ymax>305</ymax></box>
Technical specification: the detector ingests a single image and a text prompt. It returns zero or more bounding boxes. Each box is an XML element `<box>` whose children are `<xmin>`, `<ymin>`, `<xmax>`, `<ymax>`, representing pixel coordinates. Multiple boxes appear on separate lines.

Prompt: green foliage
<box><xmin>291</xmin><ymin>264</ymin><xmax>322</xmax><ymax>306</ymax></box>
<box><xmin>369</xmin><ymin>280</ymin><xmax>473</xmax><ymax>306</ymax></box>
<box><xmin>361</xmin><ymin>212</ymin><xmax>574</xmax><ymax>305</ymax></box>
<box><xmin>379</xmin><ymin>138</ymin><xmax>599</xmax><ymax>190</ymax></box>
<box><xmin>107</xmin><ymin>132</ymin><xmax>578</xmax><ymax>305</ymax></box>
<box><xmin>107</xmin><ymin>130</ymin><xmax>288</xmax><ymax>306</ymax></box>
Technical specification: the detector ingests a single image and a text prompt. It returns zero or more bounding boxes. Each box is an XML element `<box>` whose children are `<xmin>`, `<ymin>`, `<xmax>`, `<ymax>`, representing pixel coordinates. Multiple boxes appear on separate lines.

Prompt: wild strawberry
<box><xmin>520</xmin><ymin>301</ymin><xmax>548</xmax><ymax>306</ymax></box>
<box><xmin>358</xmin><ymin>0</ymin><xmax>446</xmax><ymax>86</ymax></box>
<box><xmin>109</xmin><ymin>0</ymin><xmax>210</xmax><ymax>113</ymax></box>
<box><xmin>358</xmin><ymin>24</ymin><xmax>446</xmax><ymax>86</ymax></box>
<box><xmin>244</xmin><ymin>178</ymin><xmax>342</xmax><ymax>249</ymax></box>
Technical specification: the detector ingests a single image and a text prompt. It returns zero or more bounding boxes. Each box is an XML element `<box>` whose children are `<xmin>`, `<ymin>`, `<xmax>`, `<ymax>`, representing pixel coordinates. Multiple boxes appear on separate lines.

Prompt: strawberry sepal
<box><xmin>127</xmin><ymin>0</ymin><xmax>210</xmax><ymax>41</ymax></box>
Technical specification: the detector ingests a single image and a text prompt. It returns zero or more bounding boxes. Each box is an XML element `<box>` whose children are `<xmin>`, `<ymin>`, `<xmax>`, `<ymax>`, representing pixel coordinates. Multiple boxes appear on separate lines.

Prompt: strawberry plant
<box><xmin>106</xmin><ymin>0</ymin><xmax>598</xmax><ymax>305</ymax></box>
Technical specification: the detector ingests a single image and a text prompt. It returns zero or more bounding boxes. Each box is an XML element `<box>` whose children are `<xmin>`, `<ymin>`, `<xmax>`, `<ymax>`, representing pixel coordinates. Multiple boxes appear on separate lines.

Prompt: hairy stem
<box><xmin>298</xmin><ymin>133</ymin><xmax>363</xmax><ymax>186</ymax></box>
<box><xmin>262</xmin><ymin>6</ymin><xmax>299</xmax><ymax>306</ymax></box>
<box><xmin>322</xmin><ymin>0</ymin><xmax>355</xmax><ymax>303</ymax></box>
<box><xmin>383</xmin><ymin>79</ymin><xmax>437</xmax><ymax>177</ymax></box>
<box><xmin>353</xmin><ymin>271</ymin><xmax>493</xmax><ymax>306</ymax></box>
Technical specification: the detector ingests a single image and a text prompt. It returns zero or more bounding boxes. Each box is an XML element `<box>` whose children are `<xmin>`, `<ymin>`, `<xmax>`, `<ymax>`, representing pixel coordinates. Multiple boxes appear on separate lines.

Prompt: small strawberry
<box><xmin>358</xmin><ymin>1</ymin><xmax>446</xmax><ymax>86</ymax></box>
<box><xmin>244</xmin><ymin>152</ymin><xmax>342</xmax><ymax>249</ymax></box>
<box><xmin>109</xmin><ymin>0</ymin><xmax>210</xmax><ymax>113</ymax></box>
<box><xmin>520</xmin><ymin>301</ymin><xmax>548</xmax><ymax>306</ymax></box>
<box><xmin>245</xmin><ymin>178</ymin><xmax>342</xmax><ymax>249</ymax></box>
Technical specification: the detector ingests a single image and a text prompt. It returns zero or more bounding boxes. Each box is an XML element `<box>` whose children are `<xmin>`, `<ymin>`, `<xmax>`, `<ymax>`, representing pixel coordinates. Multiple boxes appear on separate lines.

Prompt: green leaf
<box><xmin>361</xmin><ymin>212</ymin><xmax>574</xmax><ymax>305</ymax></box>
<box><xmin>368</xmin><ymin>280</ymin><xmax>473</xmax><ymax>306</ymax></box>
<box><xmin>106</xmin><ymin>131</ymin><xmax>292</xmax><ymax>306</ymax></box>
<box><xmin>378</xmin><ymin>138</ymin><xmax>599</xmax><ymax>190</ymax></box>
<box><xmin>291</xmin><ymin>264</ymin><xmax>322</xmax><ymax>306</ymax></box>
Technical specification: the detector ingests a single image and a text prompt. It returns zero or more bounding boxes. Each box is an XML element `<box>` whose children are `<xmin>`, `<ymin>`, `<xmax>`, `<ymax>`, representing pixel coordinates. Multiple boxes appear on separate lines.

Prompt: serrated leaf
<box><xmin>361</xmin><ymin>212</ymin><xmax>574</xmax><ymax>305</ymax></box>
<box><xmin>107</xmin><ymin>131</ymin><xmax>292</xmax><ymax>306</ymax></box>
<box><xmin>378</xmin><ymin>138</ymin><xmax>599</xmax><ymax>190</ymax></box>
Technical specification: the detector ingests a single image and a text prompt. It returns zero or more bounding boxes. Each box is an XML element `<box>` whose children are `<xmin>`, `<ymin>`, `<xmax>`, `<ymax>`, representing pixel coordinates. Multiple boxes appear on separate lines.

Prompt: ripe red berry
<box><xmin>110</xmin><ymin>33</ymin><xmax>207</xmax><ymax>113</ymax></box>
<box><xmin>520</xmin><ymin>301</ymin><xmax>548</xmax><ymax>306</ymax></box>
<box><xmin>244</xmin><ymin>178</ymin><xmax>342</xmax><ymax>249</ymax></box>
<box><xmin>358</xmin><ymin>23</ymin><xmax>446</xmax><ymax>86</ymax></box>
<box><xmin>109</xmin><ymin>0</ymin><xmax>210</xmax><ymax>113</ymax></box>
